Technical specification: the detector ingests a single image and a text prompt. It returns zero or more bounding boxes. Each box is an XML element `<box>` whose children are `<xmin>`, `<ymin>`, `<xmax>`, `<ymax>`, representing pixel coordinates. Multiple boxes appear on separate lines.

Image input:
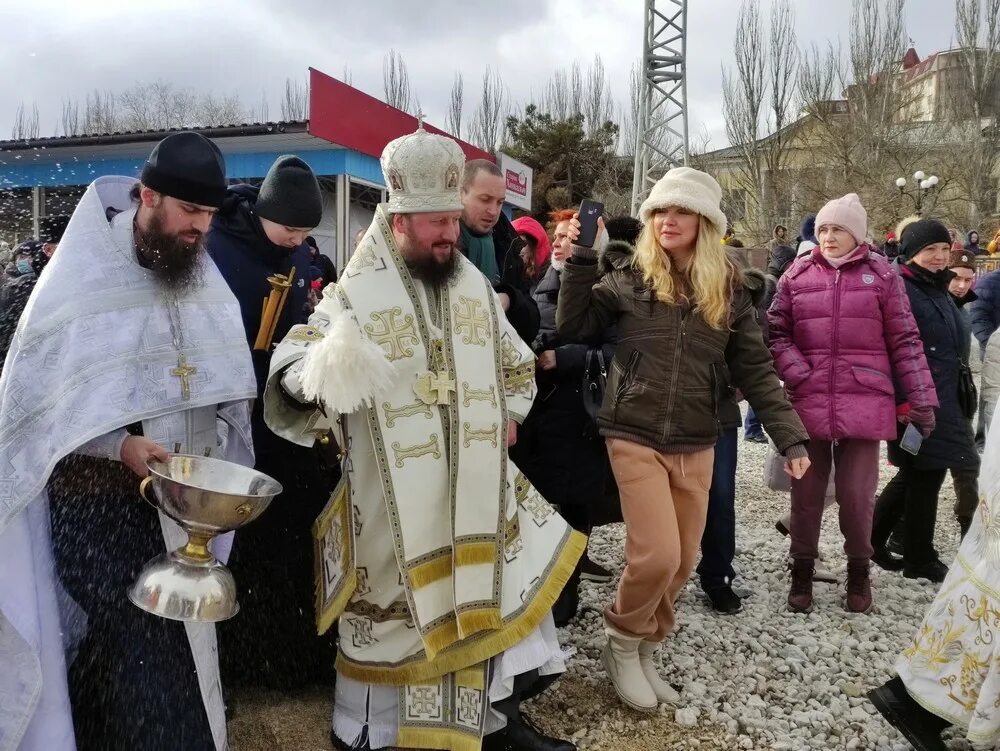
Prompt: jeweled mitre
<box><xmin>380</xmin><ymin>123</ymin><xmax>466</xmax><ymax>214</ymax></box>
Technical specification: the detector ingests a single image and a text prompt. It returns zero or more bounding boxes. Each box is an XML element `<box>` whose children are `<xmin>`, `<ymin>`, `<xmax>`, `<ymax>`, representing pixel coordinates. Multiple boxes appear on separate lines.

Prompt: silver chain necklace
<box><xmin>164</xmin><ymin>293</ymin><xmax>185</xmax><ymax>351</ymax></box>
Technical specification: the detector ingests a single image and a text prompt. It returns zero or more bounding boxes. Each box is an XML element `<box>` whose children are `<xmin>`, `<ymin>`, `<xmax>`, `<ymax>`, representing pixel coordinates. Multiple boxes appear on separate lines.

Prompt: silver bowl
<box><xmin>127</xmin><ymin>454</ymin><xmax>282</xmax><ymax>622</ymax></box>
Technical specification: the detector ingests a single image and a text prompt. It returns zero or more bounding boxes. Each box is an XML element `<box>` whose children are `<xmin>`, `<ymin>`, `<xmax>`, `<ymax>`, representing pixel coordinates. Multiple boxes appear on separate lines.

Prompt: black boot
<box><xmin>330</xmin><ymin>727</ymin><xmax>371</xmax><ymax>751</ymax></box>
<box><xmin>871</xmin><ymin>546</ymin><xmax>904</xmax><ymax>571</ymax></box>
<box><xmin>868</xmin><ymin>677</ymin><xmax>949</xmax><ymax>751</ymax></box>
<box><xmin>482</xmin><ymin>707</ymin><xmax>576</xmax><ymax>751</ymax></box>
<box><xmin>484</xmin><ymin>671</ymin><xmax>576</xmax><ymax>751</ymax></box>
<box><xmin>903</xmin><ymin>558</ymin><xmax>949</xmax><ymax>583</ymax></box>
<box><xmin>552</xmin><ymin>563</ymin><xmax>581</xmax><ymax>627</ymax></box>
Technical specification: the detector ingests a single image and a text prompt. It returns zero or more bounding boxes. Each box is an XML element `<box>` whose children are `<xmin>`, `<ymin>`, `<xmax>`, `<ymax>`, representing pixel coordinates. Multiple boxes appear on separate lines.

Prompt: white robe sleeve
<box><xmin>262</xmin><ymin>289</ymin><xmax>342</xmax><ymax>447</ymax></box>
<box><xmin>74</xmin><ymin>428</ymin><xmax>130</xmax><ymax>462</ymax></box>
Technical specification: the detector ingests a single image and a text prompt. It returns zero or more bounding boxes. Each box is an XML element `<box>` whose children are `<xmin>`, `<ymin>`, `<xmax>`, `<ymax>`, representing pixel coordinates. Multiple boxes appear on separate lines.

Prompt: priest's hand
<box><xmin>506</xmin><ymin>420</ymin><xmax>518</xmax><ymax>448</ymax></box>
<box><xmin>121</xmin><ymin>436</ymin><xmax>169</xmax><ymax>478</ymax></box>
<box><xmin>538</xmin><ymin>350</ymin><xmax>557</xmax><ymax>371</ymax></box>
<box><xmin>497</xmin><ymin>292</ymin><xmax>511</xmax><ymax>312</ymax></box>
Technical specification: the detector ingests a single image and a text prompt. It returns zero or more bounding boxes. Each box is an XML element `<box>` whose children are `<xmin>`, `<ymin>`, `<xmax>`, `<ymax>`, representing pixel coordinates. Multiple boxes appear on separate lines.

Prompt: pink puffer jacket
<box><xmin>767</xmin><ymin>246</ymin><xmax>938</xmax><ymax>441</ymax></box>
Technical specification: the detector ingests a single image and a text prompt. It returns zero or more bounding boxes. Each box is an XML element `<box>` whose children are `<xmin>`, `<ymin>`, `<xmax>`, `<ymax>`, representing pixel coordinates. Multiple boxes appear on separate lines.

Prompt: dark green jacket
<box><xmin>556</xmin><ymin>251</ymin><xmax>807</xmax><ymax>454</ymax></box>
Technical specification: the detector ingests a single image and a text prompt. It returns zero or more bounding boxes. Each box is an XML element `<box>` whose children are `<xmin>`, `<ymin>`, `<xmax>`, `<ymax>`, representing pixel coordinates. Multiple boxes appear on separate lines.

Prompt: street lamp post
<box><xmin>895</xmin><ymin>171</ymin><xmax>939</xmax><ymax>216</ymax></box>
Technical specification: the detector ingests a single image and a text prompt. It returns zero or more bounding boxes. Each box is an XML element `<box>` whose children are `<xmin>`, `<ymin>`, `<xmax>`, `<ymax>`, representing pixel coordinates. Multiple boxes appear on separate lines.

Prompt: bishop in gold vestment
<box><xmin>264</xmin><ymin>124</ymin><xmax>583</xmax><ymax>751</ymax></box>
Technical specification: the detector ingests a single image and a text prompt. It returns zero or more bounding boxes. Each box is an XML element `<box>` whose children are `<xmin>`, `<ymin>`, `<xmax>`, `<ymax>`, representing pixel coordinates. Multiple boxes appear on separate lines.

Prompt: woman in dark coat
<box><xmin>509</xmin><ymin>209</ymin><xmax>622</xmax><ymax>625</ymax></box>
<box><xmin>871</xmin><ymin>218</ymin><xmax>980</xmax><ymax>583</ymax></box>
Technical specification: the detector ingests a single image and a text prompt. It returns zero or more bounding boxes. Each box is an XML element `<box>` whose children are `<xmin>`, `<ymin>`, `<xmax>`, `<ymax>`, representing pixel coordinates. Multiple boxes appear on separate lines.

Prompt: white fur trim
<box><xmin>300</xmin><ymin>307</ymin><xmax>396</xmax><ymax>414</ymax></box>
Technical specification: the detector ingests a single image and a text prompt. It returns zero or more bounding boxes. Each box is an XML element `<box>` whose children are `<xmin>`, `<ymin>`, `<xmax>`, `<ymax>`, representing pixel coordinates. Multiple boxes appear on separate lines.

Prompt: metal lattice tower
<box><xmin>630</xmin><ymin>0</ymin><xmax>690</xmax><ymax>215</ymax></box>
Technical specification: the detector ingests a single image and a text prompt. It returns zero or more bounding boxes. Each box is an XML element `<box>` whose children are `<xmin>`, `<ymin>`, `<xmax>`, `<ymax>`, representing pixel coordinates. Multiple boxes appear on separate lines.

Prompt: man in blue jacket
<box><xmin>208</xmin><ymin>155</ymin><xmax>339</xmax><ymax>690</ymax></box>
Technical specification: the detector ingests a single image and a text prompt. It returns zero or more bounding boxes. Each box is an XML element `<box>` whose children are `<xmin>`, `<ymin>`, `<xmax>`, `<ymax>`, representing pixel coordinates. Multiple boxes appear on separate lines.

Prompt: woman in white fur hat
<box><xmin>556</xmin><ymin>166</ymin><xmax>811</xmax><ymax>712</ymax></box>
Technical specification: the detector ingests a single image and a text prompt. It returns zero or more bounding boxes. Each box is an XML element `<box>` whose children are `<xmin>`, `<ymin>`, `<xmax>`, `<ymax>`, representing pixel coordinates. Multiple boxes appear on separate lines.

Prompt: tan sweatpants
<box><xmin>605</xmin><ymin>438</ymin><xmax>714</xmax><ymax>641</ymax></box>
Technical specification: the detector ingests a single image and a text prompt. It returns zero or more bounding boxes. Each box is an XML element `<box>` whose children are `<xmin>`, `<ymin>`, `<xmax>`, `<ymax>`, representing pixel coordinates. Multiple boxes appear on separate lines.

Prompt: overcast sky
<box><xmin>0</xmin><ymin>0</ymin><xmax>960</xmax><ymax>150</ymax></box>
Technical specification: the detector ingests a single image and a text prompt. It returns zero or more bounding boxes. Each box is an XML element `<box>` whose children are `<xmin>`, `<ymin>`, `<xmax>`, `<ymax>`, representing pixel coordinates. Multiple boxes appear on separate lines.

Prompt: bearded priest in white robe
<box><xmin>0</xmin><ymin>132</ymin><xmax>257</xmax><ymax>751</ymax></box>
<box><xmin>264</xmin><ymin>124</ymin><xmax>585</xmax><ymax>751</ymax></box>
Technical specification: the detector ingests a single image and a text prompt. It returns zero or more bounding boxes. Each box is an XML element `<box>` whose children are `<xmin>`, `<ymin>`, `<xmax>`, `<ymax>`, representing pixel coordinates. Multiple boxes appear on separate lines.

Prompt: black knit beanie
<box><xmin>899</xmin><ymin>218</ymin><xmax>952</xmax><ymax>261</ymax></box>
<box><xmin>141</xmin><ymin>132</ymin><xmax>227</xmax><ymax>208</ymax></box>
<box><xmin>255</xmin><ymin>155</ymin><xmax>323</xmax><ymax>228</ymax></box>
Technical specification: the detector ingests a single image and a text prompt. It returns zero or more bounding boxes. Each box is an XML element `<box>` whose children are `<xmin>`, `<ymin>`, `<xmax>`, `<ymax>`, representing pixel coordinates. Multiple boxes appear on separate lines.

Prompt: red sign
<box><xmin>505</xmin><ymin>169</ymin><xmax>527</xmax><ymax>196</ymax></box>
<box><xmin>307</xmin><ymin>68</ymin><xmax>493</xmax><ymax>162</ymax></box>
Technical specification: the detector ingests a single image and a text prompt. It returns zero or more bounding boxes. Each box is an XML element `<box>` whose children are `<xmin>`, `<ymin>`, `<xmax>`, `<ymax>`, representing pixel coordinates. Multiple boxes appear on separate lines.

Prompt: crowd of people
<box><xmin>0</xmin><ymin>122</ymin><xmax>998</xmax><ymax>751</ymax></box>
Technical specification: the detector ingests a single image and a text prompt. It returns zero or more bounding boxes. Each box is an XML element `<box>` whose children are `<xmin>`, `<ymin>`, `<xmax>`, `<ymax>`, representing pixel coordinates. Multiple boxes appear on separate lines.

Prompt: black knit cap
<box><xmin>899</xmin><ymin>218</ymin><xmax>952</xmax><ymax>261</ymax></box>
<box><xmin>141</xmin><ymin>132</ymin><xmax>227</xmax><ymax>208</ymax></box>
<box><xmin>255</xmin><ymin>155</ymin><xmax>323</xmax><ymax>228</ymax></box>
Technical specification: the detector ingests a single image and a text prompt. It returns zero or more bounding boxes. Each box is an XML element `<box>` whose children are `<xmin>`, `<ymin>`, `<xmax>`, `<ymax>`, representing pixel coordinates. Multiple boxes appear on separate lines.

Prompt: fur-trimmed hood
<box><xmin>598</xmin><ymin>239</ymin><xmax>636</xmax><ymax>276</ymax></box>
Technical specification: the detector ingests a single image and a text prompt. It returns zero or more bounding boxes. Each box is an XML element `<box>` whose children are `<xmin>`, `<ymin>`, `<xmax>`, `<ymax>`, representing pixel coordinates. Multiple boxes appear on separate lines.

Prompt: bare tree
<box><xmin>583</xmin><ymin>55</ymin><xmax>616</xmax><ymax>136</ymax></box>
<box><xmin>470</xmin><ymin>67</ymin><xmax>506</xmax><ymax>151</ymax></box>
<box><xmin>196</xmin><ymin>92</ymin><xmax>250</xmax><ymax>125</ymax></box>
<box><xmin>382</xmin><ymin>49</ymin><xmax>412</xmax><ymax>113</ymax></box>
<box><xmin>542</xmin><ymin>61</ymin><xmax>586</xmax><ymax>122</ymax></box>
<box><xmin>257</xmin><ymin>89</ymin><xmax>270</xmax><ymax>122</ymax></box>
<box><xmin>281</xmin><ymin>77</ymin><xmax>309</xmax><ymax>121</ymax></box>
<box><xmin>721</xmin><ymin>0</ymin><xmax>768</xmax><ymax>239</ymax></box>
<box><xmin>81</xmin><ymin>89</ymin><xmax>119</xmax><ymax>134</ymax></box>
<box><xmin>944</xmin><ymin>0</ymin><xmax>1000</xmax><ymax>226</ymax></box>
<box><xmin>760</xmin><ymin>0</ymin><xmax>800</xmax><ymax>224</ymax></box>
<box><xmin>795</xmin><ymin>0</ymin><xmax>911</xmax><ymax>231</ymax></box>
<box><xmin>446</xmin><ymin>72</ymin><xmax>464</xmax><ymax>138</ymax></box>
<box><xmin>60</xmin><ymin>98</ymin><xmax>80</xmax><ymax>137</ymax></box>
<box><xmin>617</xmin><ymin>62</ymin><xmax>643</xmax><ymax>156</ymax></box>
<box><xmin>11</xmin><ymin>101</ymin><xmax>40</xmax><ymax>140</ymax></box>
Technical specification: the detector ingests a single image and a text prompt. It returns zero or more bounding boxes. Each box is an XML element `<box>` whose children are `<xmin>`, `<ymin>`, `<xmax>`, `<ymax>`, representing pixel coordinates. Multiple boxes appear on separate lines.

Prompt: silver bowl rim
<box><xmin>145</xmin><ymin>453</ymin><xmax>283</xmax><ymax>499</ymax></box>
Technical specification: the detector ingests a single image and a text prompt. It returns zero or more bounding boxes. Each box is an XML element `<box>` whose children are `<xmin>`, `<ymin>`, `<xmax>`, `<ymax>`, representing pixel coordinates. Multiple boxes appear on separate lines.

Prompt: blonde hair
<box><xmin>632</xmin><ymin>213</ymin><xmax>737</xmax><ymax>330</ymax></box>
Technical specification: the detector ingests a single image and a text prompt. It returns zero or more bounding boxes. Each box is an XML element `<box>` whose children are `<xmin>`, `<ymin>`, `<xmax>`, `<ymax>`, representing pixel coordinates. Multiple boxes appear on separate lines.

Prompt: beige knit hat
<box><xmin>638</xmin><ymin>167</ymin><xmax>727</xmax><ymax>236</ymax></box>
<box><xmin>815</xmin><ymin>193</ymin><xmax>867</xmax><ymax>246</ymax></box>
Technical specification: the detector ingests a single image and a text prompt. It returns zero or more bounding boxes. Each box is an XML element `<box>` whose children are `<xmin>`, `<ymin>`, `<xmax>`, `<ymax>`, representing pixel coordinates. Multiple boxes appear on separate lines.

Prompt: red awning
<box><xmin>307</xmin><ymin>68</ymin><xmax>494</xmax><ymax>163</ymax></box>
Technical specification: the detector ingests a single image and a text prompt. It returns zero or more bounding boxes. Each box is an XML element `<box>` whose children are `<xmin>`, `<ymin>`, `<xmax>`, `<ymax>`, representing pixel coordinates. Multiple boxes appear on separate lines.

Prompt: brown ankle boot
<box><xmin>788</xmin><ymin>560</ymin><xmax>814</xmax><ymax>613</ymax></box>
<box><xmin>846</xmin><ymin>560</ymin><xmax>873</xmax><ymax>614</ymax></box>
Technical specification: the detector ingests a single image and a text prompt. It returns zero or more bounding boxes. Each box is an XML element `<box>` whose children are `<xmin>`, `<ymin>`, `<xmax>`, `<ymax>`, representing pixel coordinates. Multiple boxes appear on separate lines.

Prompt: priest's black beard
<box><xmin>135</xmin><ymin>213</ymin><xmax>205</xmax><ymax>290</ymax></box>
<box><xmin>406</xmin><ymin>246</ymin><xmax>461</xmax><ymax>287</ymax></box>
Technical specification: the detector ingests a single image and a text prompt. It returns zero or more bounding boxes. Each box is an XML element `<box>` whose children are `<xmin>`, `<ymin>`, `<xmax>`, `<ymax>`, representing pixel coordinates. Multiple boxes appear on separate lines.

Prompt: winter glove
<box><xmin>906</xmin><ymin>405</ymin><xmax>936</xmax><ymax>438</ymax></box>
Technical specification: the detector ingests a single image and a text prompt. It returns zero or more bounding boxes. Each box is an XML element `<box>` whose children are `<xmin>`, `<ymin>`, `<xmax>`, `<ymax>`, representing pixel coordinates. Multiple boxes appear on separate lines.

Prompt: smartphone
<box><xmin>900</xmin><ymin>422</ymin><xmax>923</xmax><ymax>455</ymax></box>
<box><xmin>576</xmin><ymin>199</ymin><xmax>605</xmax><ymax>248</ymax></box>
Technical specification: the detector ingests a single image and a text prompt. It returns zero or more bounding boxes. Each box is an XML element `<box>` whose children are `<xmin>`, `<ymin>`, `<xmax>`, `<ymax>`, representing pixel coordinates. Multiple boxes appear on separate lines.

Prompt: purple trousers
<box><xmin>789</xmin><ymin>438</ymin><xmax>880</xmax><ymax>563</ymax></box>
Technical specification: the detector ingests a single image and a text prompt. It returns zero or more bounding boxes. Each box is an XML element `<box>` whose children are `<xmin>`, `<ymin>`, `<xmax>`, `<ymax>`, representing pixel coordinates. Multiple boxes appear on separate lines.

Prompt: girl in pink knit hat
<box><xmin>767</xmin><ymin>193</ymin><xmax>939</xmax><ymax>614</ymax></box>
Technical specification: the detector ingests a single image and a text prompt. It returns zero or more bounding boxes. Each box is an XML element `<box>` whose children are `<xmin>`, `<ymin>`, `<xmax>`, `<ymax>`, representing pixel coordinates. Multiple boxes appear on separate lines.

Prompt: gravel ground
<box><xmin>232</xmin><ymin>408</ymin><xmax>982</xmax><ymax>751</ymax></box>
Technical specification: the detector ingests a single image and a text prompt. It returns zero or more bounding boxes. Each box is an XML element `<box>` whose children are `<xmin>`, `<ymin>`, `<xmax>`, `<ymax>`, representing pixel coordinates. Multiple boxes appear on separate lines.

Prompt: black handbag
<box><xmin>582</xmin><ymin>348</ymin><xmax>608</xmax><ymax>425</ymax></box>
<box><xmin>958</xmin><ymin>359</ymin><xmax>978</xmax><ymax>420</ymax></box>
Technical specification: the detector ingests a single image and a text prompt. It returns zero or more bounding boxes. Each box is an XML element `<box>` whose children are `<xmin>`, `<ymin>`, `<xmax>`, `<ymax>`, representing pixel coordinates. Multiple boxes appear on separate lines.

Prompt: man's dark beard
<box><xmin>135</xmin><ymin>213</ymin><xmax>205</xmax><ymax>290</ymax></box>
<box><xmin>406</xmin><ymin>246</ymin><xmax>460</xmax><ymax>286</ymax></box>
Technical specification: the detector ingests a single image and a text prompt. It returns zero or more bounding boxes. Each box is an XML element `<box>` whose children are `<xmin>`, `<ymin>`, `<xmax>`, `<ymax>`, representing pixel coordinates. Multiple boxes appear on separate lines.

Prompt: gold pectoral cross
<box><xmin>171</xmin><ymin>353</ymin><xmax>197</xmax><ymax>401</ymax></box>
<box><xmin>414</xmin><ymin>370</ymin><xmax>457</xmax><ymax>406</ymax></box>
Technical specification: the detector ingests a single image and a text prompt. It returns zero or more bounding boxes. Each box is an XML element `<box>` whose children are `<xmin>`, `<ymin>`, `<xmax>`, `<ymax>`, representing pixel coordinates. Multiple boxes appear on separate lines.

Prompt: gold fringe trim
<box><xmin>312</xmin><ymin>481</ymin><xmax>355</xmax><ymax>636</ymax></box>
<box><xmin>316</xmin><ymin>569</ymin><xmax>356</xmax><ymax>636</ymax></box>
<box><xmin>336</xmin><ymin>529</ymin><xmax>587</xmax><ymax>685</ymax></box>
<box><xmin>457</xmin><ymin>607</ymin><xmax>503</xmax><ymax>640</ymax></box>
<box><xmin>456</xmin><ymin>665</ymin><xmax>486</xmax><ymax>691</ymax></box>
<box><xmin>422</xmin><ymin>618</ymin><xmax>460</xmax><ymax>659</ymax></box>
<box><xmin>408</xmin><ymin>554</ymin><xmax>454</xmax><ymax>590</ymax></box>
<box><xmin>396</xmin><ymin>727</ymin><xmax>482</xmax><ymax>751</ymax></box>
<box><xmin>455</xmin><ymin>542</ymin><xmax>497</xmax><ymax>567</ymax></box>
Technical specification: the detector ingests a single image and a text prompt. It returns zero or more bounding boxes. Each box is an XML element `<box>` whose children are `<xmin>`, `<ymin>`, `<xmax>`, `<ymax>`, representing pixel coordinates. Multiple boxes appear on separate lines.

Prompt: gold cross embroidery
<box><xmin>364</xmin><ymin>307</ymin><xmax>419</xmax><ymax>361</ymax></box>
<box><xmin>414</xmin><ymin>371</ymin><xmax>457</xmax><ymax>406</ymax></box>
<box><xmin>452</xmin><ymin>296</ymin><xmax>490</xmax><ymax>347</ymax></box>
<box><xmin>171</xmin><ymin>354</ymin><xmax>197</xmax><ymax>401</ymax></box>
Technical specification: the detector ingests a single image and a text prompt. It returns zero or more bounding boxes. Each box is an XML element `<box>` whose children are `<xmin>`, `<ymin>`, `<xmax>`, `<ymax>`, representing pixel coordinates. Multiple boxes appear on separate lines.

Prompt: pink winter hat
<box><xmin>815</xmin><ymin>193</ymin><xmax>867</xmax><ymax>246</ymax></box>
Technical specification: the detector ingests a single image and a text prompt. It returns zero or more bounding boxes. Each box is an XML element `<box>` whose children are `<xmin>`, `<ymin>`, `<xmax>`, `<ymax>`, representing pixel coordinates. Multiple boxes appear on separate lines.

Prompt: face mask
<box><xmin>15</xmin><ymin>259</ymin><xmax>32</xmax><ymax>275</ymax></box>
